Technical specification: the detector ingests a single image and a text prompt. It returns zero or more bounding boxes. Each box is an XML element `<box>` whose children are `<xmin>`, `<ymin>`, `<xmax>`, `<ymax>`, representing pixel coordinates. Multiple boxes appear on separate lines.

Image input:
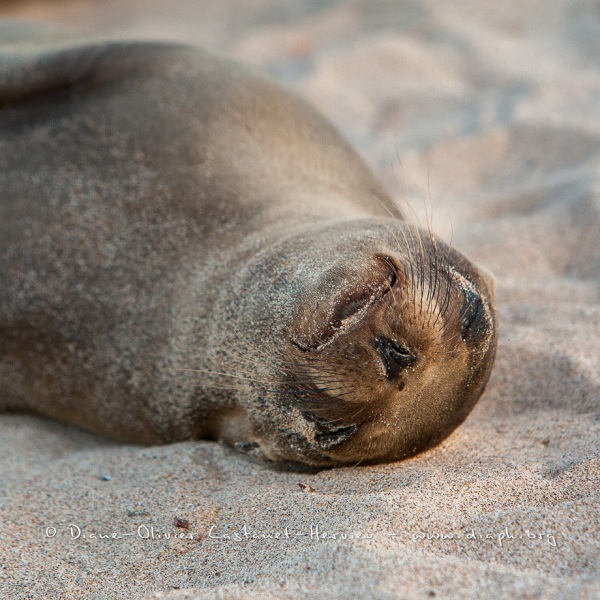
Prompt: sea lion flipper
<box><xmin>0</xmin><ymin>23</ymin><xmax>89</xmax><ymax>102</ymax></box>
<box><xmin>0</xmin><ymin>27</ymin><xmax>179</xmax><ymax>107</ymax></box>
<box><xmin>1</xmin><ymin>40</ymin><xmax>122</xmax><ymax>107</ymax></box>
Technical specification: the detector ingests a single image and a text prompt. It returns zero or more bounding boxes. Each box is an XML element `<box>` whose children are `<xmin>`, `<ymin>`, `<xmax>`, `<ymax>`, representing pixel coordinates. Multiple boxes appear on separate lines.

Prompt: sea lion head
<box><xmin>209</xmin><ymin>217</ymin><xmax>497</xmax><ymax>467</ymax></box>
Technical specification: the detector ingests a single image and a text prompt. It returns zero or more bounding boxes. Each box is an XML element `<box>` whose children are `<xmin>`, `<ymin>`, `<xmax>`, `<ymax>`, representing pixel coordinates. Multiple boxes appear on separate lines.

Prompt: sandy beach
<box><xmin>0</xmin><ymin>1</ymin><xmax>598</xmax><ymax>598</ymax></box>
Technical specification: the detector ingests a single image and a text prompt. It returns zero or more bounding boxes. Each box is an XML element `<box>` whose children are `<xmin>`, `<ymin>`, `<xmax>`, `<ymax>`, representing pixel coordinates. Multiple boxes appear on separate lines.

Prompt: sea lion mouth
<box><xmin>314</xmin><ymin>423</ymin><xmax>359</xmax><ymax>449</ymax></box>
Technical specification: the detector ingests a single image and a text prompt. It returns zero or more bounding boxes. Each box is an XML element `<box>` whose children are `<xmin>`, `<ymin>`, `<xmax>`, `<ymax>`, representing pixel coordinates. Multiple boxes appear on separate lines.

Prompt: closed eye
<box><xmin>323</xmin><ymin>263</ymin><xmax>397</xmax><ymax>344</ymax></box>
<box><xmin>460</xmin><ymin>288</ymin><xmax>486</xmax><ymax>342</ymax></box>
<box><xmin>291</xmin><ymin>255</ymin><xmax>398</xmax><ymax>352</ymax></box>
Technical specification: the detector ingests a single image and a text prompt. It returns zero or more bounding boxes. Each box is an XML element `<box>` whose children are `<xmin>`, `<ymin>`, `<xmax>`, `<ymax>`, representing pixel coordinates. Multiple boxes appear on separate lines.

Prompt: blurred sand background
<box><xmin>0</xmin><ymin>1</ymin><xmax>599</xmax><ymax>598</ymax></box>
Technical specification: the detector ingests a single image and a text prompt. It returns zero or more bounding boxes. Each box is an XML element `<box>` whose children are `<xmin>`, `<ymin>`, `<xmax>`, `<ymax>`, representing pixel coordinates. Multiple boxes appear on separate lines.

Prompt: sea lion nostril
<box><xmin>461</xmin><ymin>288</ymin><xmax>486</xmax><ymax>342</ymax></box>
<box><xmin>375</xmin><ymin>335</ymin><xmax>416</xmax><ymax>380</ymax></box>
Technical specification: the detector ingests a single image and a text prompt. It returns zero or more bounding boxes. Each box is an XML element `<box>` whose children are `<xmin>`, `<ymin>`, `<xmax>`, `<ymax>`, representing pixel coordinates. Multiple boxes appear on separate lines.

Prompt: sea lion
<box><xmin>0</xmin><ymin>26</ymin><xmax>498</xmax><ymax>466</ymax></box>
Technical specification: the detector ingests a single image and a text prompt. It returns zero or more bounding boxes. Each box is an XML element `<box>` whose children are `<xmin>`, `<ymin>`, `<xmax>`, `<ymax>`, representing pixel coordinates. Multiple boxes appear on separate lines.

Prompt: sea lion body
<box><xmin>0</xmin><ymin>28</ymin><xmax>497</xmax><ymax>465</ymax></box>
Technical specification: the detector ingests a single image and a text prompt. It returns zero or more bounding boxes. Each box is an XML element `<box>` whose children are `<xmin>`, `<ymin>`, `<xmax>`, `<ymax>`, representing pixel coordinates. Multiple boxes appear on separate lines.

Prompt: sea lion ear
<box><xmin>290</xmin><ymin>255</ymin><xmax>399</xmax><ymax>351</ymax></box>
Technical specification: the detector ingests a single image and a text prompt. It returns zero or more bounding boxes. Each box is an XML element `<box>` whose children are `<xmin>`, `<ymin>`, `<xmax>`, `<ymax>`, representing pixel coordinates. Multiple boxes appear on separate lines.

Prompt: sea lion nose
<box><xmin>460</xmin><ymin>288</ymin><xmax>486</xmax><ymax>342</ymax></box>
<box><xmin>375</xmin><ymin>335</ymin><xmax>416</xmax><ymax>380</ymax></box>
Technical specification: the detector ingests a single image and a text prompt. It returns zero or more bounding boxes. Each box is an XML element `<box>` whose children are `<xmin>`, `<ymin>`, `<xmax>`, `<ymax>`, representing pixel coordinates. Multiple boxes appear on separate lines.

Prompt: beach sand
<box><xmin>0</xmin><ymin>1</ymin><xmax>598</xmax><ymax>598</ymax></box>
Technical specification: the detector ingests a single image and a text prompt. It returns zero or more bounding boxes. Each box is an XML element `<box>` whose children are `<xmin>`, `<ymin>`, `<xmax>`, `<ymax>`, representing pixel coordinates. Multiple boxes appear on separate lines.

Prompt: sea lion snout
<box><xmin>374</xmin><ymin>335</ymin><xmax>417</xmax><ymax>381</ymax></box>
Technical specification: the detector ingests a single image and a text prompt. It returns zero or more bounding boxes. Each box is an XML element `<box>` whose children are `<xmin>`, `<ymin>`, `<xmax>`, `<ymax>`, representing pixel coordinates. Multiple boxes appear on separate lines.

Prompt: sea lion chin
<box><xmin>0</xmin><ymin>30</ymin><xmax>498</xmax><ymax>467</ymax></box>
